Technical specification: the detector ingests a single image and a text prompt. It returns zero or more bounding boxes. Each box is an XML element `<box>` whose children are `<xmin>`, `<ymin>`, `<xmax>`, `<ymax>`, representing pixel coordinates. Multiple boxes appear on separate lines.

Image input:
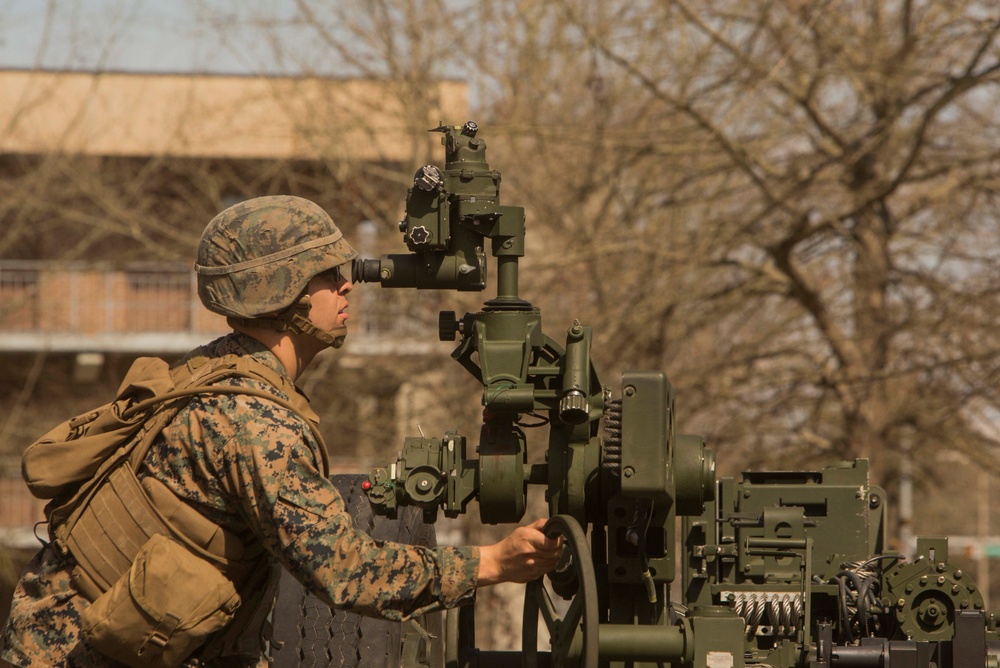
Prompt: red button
<box><xmin>361</xmin><ymin>480</ymin><xmax>372</xmax><ymax>491</ymax></box>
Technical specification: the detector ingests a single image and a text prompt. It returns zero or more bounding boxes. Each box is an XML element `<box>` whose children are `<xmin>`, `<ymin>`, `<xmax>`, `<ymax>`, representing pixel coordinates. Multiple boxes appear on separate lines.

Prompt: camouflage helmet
<box><xmin>195</xmin><ymin>195</ymin><xmax>357</xmax><ymax>318</ymax></box>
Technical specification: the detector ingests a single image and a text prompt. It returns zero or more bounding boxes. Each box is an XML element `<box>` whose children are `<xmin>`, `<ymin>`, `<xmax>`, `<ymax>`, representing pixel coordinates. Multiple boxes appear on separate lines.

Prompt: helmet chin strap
<box><xmin>231</xmin><ymin>295</ymin><xmax>348</xmax><ymax>349</ymax></box>
<box><xmin>287</xmin><ymin>310</ymin><xmax>348</xmax><ymax>349</ymax></box>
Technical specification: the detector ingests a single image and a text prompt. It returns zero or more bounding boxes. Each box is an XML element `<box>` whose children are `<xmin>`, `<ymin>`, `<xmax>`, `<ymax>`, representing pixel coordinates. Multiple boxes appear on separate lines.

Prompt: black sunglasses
<box><xmin>317</xmin><ymin>266</ymin><xmax>347</xmax><ymax>283</ymax></box>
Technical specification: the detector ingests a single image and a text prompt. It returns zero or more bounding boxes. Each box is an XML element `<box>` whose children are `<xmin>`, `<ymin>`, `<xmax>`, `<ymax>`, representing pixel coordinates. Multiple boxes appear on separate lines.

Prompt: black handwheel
<box><xmin>268</xmin><ymin>474</ymin><xmax>442</xmax><ymax>667</ymax></box>
<box><xmin>522</xmin><ymin>515</ymin><xmax>599</xmax><ymax>668</ymax></box>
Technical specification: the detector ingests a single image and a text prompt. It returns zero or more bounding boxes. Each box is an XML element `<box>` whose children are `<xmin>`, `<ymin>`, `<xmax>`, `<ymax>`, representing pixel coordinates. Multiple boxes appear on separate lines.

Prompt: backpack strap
<box><xmin>42</xmin><ymin>349</ymin><xmax>331</xmax><ymax>661</ymax></box>
<box><xmin>121</xmin><ymin>352</ymin><xmax>329</xmax><ymax>475</ymax></box>
<box><xmin>51</xmin><ymin>352</ymin><xmax>329</xmax><ymax>567</ymax></box>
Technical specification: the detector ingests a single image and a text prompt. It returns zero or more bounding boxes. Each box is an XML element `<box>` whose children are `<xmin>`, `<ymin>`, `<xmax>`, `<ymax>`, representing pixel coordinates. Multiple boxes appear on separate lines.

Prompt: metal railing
<box><xmin>0</xmin><ymin>261</ymin><xmax>442</xmax><ymax>355</ymax></box>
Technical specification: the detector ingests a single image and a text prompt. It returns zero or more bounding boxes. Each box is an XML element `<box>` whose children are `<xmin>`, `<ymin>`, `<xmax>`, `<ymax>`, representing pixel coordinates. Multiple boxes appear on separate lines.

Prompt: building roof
<box><xmin>0</xmin><ymin>69</ymin><xmax>469</xmax><ymax>162</ymax></box>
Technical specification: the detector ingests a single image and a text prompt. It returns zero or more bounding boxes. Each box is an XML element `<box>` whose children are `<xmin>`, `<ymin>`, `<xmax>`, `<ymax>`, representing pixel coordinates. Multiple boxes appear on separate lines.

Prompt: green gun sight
<box><xmin>352</xmin><ymin>121</ymin><xmax>526</xmax><ymax>301</ymax></box>
<box><xmin>347</xmin><ymin>121</ymin><xmax>997</xmax><ymax>668</ymax></box>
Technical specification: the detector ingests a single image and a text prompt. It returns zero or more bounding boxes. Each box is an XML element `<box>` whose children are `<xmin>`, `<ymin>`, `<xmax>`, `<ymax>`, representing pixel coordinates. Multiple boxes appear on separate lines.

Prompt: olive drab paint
<box><xmin>355</xmin><ymin>123</ymin><xmax>1000</xmax><ymax>668</ymax></box>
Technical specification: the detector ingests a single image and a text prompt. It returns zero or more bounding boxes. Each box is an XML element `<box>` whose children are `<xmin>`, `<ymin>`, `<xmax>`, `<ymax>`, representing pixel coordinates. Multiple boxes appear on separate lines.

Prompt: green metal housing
<box><xmin>354</xmin><ymin>122</ymin><xmax>999</xmax><ymax>668</ymax></box>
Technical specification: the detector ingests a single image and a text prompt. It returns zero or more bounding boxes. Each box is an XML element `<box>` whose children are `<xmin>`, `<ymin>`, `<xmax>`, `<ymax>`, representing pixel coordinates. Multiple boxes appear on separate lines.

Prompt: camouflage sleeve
<box><xmin>211</xmin><ymin>394</ymin><xmax>478</xmax><ymax>621</ymax></box>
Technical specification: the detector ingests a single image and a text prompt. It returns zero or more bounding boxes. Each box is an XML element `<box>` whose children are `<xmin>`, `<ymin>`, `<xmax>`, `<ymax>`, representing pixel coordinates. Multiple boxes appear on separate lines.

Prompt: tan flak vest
<box><xmin>21</xmin><ymin>350</ymin><xmax>330</xmax><ymax>664</ymax></box>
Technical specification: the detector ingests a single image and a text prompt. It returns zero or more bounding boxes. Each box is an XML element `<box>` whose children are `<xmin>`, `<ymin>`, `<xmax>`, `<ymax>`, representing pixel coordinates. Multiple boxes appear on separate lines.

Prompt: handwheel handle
<box><xmin>522</xmin><ymin>515</ymin><xmax>599</xmax><ymax>668</ymax></box>
<box><xmin>542</xmin><ymin>515</ymin><xmax>581</xmax><ymax>540</ymax></box>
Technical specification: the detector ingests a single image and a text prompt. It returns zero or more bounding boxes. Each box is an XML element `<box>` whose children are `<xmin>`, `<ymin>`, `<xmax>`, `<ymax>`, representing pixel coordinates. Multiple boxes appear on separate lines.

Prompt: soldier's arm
<box><xmin>219</xmin><ymin>399</ymin><xmax>478</xmax><ymax>621</ymax></box>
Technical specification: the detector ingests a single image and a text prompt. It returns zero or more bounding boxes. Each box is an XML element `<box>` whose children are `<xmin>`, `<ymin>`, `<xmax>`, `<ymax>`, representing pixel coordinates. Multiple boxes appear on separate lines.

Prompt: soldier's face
<box><xmin>307</xmin><ymin>267</ymin><xmax>352</xmax><ymax>333</ymax></box>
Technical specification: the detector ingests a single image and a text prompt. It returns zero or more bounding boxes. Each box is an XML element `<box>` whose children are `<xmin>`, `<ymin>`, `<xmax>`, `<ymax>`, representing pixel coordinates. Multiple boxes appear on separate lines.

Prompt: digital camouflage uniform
<box><xmin>1</xmin><ymin>196</ymin><xmax>480</xmax><ymax>666</ymax></box>
<box><xmin>1</xmin><ymin>333</ymin><xmax>479</xmax><ymax>667</ymax></box>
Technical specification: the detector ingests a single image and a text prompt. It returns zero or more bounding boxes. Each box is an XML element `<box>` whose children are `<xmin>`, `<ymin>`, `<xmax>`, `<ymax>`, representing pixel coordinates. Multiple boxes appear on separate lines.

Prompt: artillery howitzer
<box><xmin>347</xmin><ymin>122</ymin><xmax>999</xmax><ymax>667</ymax></box>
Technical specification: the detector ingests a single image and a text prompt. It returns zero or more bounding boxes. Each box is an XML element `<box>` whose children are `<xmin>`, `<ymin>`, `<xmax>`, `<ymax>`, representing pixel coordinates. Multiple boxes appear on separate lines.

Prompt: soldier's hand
<box><xmin>477</xmin><ymin>518</ymin><xmax>563</xmax><ymax>586</ymax></box>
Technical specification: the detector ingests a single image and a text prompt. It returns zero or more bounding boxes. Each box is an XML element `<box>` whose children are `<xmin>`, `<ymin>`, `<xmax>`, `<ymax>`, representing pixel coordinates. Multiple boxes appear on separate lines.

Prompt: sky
<box><xmin>0</xmin><ymin>0</ymin><xmax>484</xmax><ymax>106</ymax></box>
<box><xmin>0</xmin><ymin>0</ymin><xmax>310</xmax><ymax>75</ymax></box>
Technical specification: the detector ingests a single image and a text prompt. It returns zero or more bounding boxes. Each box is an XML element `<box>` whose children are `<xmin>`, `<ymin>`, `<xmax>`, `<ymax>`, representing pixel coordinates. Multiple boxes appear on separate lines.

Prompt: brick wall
<box><xmin>0</xmin><ymin>475</ymin><xmax>45</xmax><ymax>529</ymax></box>
<box><xmin>0</xmin><ymin>263</ymin><xmax>228</xmax><ymax>338</ymax></box>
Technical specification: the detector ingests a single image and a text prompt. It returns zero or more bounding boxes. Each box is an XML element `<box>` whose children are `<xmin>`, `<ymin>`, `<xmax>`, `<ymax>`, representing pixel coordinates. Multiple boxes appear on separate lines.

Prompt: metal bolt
<box><xmin>623</xmin><ymin>467</ymin><xmax>635</xmax><ymax>478</ymax></box>
<box><xmin>920</xmin><ymin>576</ymin><xmax>928</xmax><ymax>585</ymax></box>
<box><xmin>418</xmin><ymin>479</ymin><xmax>430</xmax><ymax>490</ymax></box>
<box><xmin>953</xmin><ymin>586</ymin><xmax>962</xmax><ymax>595</ymax></box>
<box><xmin>905</xmin><ymin>585</ymin><xmax>913</xmax><ymax>594</ymax></box>
<box><xmin>937</xmin><ymin>563</ymin><xmax>946</xmax><ymax>573</ymax></box>
<box><xmin>380</xmin><ymin>268</ymin><xmax>391</xmax><ymax>280</ymax></box>
<box><xmin>955</xmin><ymin>570</ymin><xmax>963</xmax><ymax>580</ymax></box>
<box><xmin>624</xmin><ymin>386</ymin><xmax>636</xmax><ymax>397</ymax></box>
<box><xmin>937</xmin><ymin>576</ymin><xmax>946</xmax><ymax>585</ymax></box>
<box><xmin>897</xmin><ymin>598</ymin><xmax>906</xmax><ymax>608</ymax></box>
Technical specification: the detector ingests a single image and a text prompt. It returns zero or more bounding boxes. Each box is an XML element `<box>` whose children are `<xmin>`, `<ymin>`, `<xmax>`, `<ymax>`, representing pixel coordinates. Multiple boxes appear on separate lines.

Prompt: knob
<box><xmin>559</xmin><ymin>390</ymin><xmax>589</xmax><ymax>424</ymax></box>
<box><xmin>414</xmin><ymin>165</ymin><xmax>444</xmax><ymax>191</ymax></box>
<box><xmin>409</xmin><ymin>226</ymin><xmax>430</xmax><ymax>245</ymax></box>
<box><xmin>439</xmin><ymin>311</ymin><xmax>460</xmax><ymax>341</ymax></box>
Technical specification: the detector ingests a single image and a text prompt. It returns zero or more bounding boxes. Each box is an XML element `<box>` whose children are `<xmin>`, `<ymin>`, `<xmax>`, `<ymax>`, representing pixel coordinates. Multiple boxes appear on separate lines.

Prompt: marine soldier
<box><xmin>0</xmin><ymin>196</ymin><xmax>562</xmax><ymax>667</ymax></box>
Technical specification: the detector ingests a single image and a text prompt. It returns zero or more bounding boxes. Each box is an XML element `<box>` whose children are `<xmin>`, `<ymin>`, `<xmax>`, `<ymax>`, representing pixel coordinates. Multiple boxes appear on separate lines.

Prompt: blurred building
<box><xmin>0</xmin><ymin>68</ymin><xmax>471</xmax><ymax>539</ymax></box>
<box><xmin>0</xmin><ymin>69</ymin><xmax>467</xmax><ymax>161</ymax></box>
<box><xmin>0</xmin><ymin>67</ymin><xmax>469</xmax><ymax>349</ymax></box>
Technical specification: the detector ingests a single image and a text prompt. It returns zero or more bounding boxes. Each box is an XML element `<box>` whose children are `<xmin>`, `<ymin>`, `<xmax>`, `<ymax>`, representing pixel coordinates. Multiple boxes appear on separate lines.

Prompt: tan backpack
<box><xmin>20</xmin><ymin>352</ymin><xmax>328</xmax><ymax>667</ymax></box>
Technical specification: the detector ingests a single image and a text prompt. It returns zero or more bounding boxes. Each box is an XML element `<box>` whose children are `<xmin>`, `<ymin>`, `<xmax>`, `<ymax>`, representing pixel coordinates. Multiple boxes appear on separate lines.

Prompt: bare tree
<box><xmin>456</xmin><ymin>1</ymin><xmax>1000</xmax><ymax>496</ymax></box>
<box><xmin>242</xmin><ymin>0</ymin><xmax>1000</xmax><ymax>551</ymax></box>
<box><xmin>5</xmin><ymin>0</ymin><xmax>1000</xmax><ymax>584</ymax></box>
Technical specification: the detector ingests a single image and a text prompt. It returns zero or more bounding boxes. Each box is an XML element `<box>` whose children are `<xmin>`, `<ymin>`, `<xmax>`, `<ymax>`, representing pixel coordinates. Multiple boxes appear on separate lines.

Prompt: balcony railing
<box><xmin>0</xmin><ymin>261</ymin><xmax>442</xmax><ymax>355</ymax></box>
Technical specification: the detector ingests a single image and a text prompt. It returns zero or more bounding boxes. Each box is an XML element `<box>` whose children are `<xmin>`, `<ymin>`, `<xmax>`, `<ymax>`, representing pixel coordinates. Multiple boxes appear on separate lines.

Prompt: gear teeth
<box><xmin>602</xmin><ymin>399</ymin><xmax>623</xmax><ymax>474</ymax></box>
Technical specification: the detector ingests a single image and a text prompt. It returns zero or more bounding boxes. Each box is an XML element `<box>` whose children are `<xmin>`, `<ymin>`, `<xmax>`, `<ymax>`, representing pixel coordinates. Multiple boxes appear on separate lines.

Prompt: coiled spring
<box><xmin>602</xmin><ymin>400</ymin><xmax>622</xmax><ymax>473</ymax></box>
<box><xmin>730</xmin><ymin>592</ymin><xmax>803</xmax><ymax>637</ymax></box>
